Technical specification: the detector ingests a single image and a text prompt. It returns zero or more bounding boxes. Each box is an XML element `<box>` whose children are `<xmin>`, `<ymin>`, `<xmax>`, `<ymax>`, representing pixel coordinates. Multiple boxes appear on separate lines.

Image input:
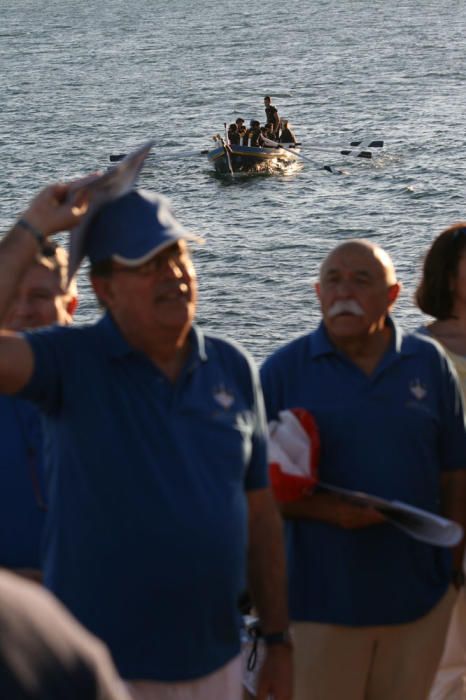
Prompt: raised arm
<box><xmin>0</xmin><ymin>183</ymin><xmax>89</xmax><ymax>394</ymax></box>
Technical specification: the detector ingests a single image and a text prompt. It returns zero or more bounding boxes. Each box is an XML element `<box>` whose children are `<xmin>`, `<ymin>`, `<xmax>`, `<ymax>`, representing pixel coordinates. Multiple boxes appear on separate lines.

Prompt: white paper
<box><xmin>66</xmin><ymin>140</ymin><xmax>155</xmax><ymax>284</ymax></box>
<box><xmin>320</xmin><ymin>482</ymin><xmax>463</xmax><ymax>547</ymax></box>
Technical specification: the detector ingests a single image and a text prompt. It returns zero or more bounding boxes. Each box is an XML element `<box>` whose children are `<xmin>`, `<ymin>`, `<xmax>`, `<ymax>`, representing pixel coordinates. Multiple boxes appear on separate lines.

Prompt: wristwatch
<box><xmin>263</xmin><ymin>630</ymin><xmax>293</xmax><ymax>648</ymax></box>
<box><xmin>452</xmin><ymin>569</ymin><xmax>465</xmax><ymax>588</ymax></box>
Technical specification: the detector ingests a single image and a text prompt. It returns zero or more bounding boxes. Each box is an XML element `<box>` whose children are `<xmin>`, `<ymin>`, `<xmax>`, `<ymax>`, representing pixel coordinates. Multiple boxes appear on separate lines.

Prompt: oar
<box><xmin>341</xmin><ymin>149</ymin><xmax>372</xmax><ymax>159</ymax></box>
<box><xmin>109</xmin><ymin>148</ymin><xmax>211</xmax><ymax>163</ymax></box>
<box><xmin>109</xmin><ymin>138</ymin><xmax>384</xmax><ymax>163</ymax></box>
<box><xmin>219</xmin><ymin>134</ymin><xmax>235</xmax><ymax>177</ymax></box>
<box><xmin>304</xmin><ymin>138</ymin><xmax>383</xmax><ymax>159</ymax></box>
<box><xmin>349</xmin><ymin>139</ymin><xmax>383</xmax><ymax>148</ymax></box>
<box><xmin>301</xmin><ymin>139</ymin><xmax>383</xmax><ymax>153</ymax></box>
<box><xmin>264</xmin><ymin>139</ymin><xmax>339</xmax><ymax>173</ymax></box>
<box><xmin>341</xmin><ymin>137</ymin><xmax>384</xmax><ymax>158</ymax></box>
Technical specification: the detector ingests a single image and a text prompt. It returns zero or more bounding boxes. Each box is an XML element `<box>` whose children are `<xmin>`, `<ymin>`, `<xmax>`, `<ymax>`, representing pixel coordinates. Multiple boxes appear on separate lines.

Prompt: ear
<box><xmin>387</xmin><ymin>282</ymin><xmax>401</xmax><ymax>308</ymax></box>
<box><xmin>66</xmin><ymin>295</ymin><xmax>78</xmax><ymax>317</ymax></box>
<box><xmin>314</xmin><ymin>281</ymin><xmax>321</xmax><ymax>301</ymax></box>
<box><xmin>90</xmin><ymin>275</ymin><xmax>114</xmax><ymax>308</ymax></box>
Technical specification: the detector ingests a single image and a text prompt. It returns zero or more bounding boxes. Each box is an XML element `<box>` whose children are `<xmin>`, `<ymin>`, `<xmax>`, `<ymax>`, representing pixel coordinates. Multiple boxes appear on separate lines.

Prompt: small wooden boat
<box><xmin>206</xmin><ymin>140</ymin><xmax>301</xmax><ymax>174</ymax></box>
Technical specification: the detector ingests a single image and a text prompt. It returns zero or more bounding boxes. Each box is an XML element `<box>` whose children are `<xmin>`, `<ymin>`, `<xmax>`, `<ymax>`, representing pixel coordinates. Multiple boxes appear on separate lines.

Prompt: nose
<box><xmin>165</xmin><ymin>258</ymin><xmax>183</xmax><ymax>279</ymax></box>
<box><xmin>334</xmin><ymin>279</ymin><xmax>354</xmax><ymax>296</ymax></box>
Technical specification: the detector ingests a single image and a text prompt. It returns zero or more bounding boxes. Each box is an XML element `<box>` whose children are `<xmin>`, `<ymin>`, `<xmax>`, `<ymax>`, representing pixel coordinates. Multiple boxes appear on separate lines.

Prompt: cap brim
<box><xmin>111</xmin><ymin>231</ymin><xmax>203</xmax><ymax>267</ymax></box>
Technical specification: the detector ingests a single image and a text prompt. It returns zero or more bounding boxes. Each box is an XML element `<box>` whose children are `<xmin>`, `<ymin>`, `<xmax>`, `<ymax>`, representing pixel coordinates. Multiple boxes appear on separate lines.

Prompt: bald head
<box><xmin>316</xmin><ymin>239</ymin><xmax>401</xmax><ymax>346</ymax></box>
<box><xmin>319</xmin><ymin>240</ymin><xmax>397</xmax><ymax>287</ymax></box>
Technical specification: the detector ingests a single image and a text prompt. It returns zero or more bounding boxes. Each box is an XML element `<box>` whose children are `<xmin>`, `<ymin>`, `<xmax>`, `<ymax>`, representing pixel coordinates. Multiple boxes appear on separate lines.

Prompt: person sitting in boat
<box><xmin>258</xmin><ymin>125</ymin><xmax>275</xmax><ymax>147</ymax></box>
<box><xmin>235</xmin><ymin>118</ymin><xmax>247</xmax><ymax>144</ymax></box>
<box><xmin>246</xmin><ymin>120</ymin><xmax>262</xmax><ymax>147</ymax></box>
<box><xmin>227</xmin><ymin>123</ymin><xmax>240</xmax><ymax>145</ymax></box>
<box><xmin>238</xmin><ymin>125</ymin><xmax>247</xmax><ymax>145</ymax></box>
<box><xmin>279</xmin><ymin>119</ymin><xmax>297</xmax><ymax>145</ymax></box>
<box><xmin>264</xmin><ymin>96</ymin><xmax>280</xmax><ymax>137</ymax></box>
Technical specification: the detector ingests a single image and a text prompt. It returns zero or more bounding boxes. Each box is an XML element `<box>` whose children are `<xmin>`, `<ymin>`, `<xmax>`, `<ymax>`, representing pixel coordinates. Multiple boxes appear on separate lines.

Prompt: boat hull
<box><xmin>206</xmin><ymin>144</ymin><xmax>300</xmax><ymax>174</ymax></box>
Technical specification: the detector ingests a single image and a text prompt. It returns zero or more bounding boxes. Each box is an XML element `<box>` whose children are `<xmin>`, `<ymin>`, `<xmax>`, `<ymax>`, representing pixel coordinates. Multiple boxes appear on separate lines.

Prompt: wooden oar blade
<box><xmin>349</xmin><ymin>139</ymin><xmax>384</xmax><ymax>148</ymax></box>
<box><xmin>340</xmin><ymin>149</ymin><xmax>373</xmax><ymax>159</ymax></box>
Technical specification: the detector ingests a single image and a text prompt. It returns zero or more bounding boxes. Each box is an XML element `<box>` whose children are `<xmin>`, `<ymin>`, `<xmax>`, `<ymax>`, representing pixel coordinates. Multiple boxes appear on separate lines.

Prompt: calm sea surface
<box><xmin>2</xmin><ymin>0</ymin><xmax>466</xmax><ymax>361</ymax></box>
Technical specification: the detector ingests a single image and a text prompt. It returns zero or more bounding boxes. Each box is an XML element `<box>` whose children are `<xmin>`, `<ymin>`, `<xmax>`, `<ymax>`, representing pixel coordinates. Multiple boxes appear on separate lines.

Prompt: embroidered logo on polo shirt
<box><xmin>409</xmin><ymin>378</ymin><xmax>427</xmax><ymax>400</ymax></box>
<box><xmin>213</xmin><ymin>385</ymin><xmax>235</xmax><ymax>410</ymax></box>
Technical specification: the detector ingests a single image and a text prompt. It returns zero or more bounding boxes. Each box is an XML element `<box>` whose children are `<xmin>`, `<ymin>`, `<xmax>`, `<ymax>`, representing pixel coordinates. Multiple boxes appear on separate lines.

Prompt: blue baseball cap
<box><xmin>85</xmin><ymin>189</ymin><xmax>201</xmax><ymax>266</ymax></box>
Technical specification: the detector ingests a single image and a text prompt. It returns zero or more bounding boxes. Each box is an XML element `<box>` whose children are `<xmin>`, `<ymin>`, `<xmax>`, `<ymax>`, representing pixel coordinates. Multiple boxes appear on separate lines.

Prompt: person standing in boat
<box><xmin>264</xmin><ymin>96</ymin><xmax>280</xmax><ymax>138</ymax></box>
<box><xmin>416</xmin><ymin>223</ymin><xmax>466</xmax><ymax>700</ymax></box>
<box><xmin>0</xmin><ymin>242</ymin><xmax>77</xmax><ymax>583</ymax></box>
<box><xmin>0</xmin><ymin>182</ymin><xmax>292</xmax><ymax>700</ymax></box>
<box><xmin>261</xmin><ymin>239</ymin><xmax>466</xmax><ymax>700</ymax></box>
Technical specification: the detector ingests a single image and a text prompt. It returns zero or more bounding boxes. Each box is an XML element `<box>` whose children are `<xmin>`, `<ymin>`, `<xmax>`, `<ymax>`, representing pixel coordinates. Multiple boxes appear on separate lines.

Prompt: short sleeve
<box><xmin>16</xmin><ymin>327</ymin><xmax>67</xmax><ymax>415</ymax></box>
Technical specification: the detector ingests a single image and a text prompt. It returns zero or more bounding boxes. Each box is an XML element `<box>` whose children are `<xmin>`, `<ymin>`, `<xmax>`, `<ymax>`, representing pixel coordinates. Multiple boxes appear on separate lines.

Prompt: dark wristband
<box><xmin>263</xmin><ymin>630</ymin><xmax>292</xmax><ymax>647</ymax></box>
<box><xmin>452</xmin><ymin>569</ymin><xmax>465</xmax><ymax>587</ymax></box>
<box><xmin>16</xmin><ymin>218</ymin><xmax>46</xmax><ymax>247</ymax></box>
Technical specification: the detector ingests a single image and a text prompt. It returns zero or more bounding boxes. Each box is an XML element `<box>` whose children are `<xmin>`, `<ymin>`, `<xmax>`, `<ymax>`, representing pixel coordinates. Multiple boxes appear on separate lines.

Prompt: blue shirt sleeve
<box><xmin>16</xmin><ymin>327</ymin><xmax>67</xmax><ymax>415</ymax></box>
<box><xmin>260</xmin><ymin>350</ymin><xmax>288</xmax><ymax>421</ymax></box>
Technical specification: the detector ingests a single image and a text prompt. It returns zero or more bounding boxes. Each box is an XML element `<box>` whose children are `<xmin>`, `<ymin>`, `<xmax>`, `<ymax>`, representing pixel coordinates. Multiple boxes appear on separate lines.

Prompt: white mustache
<box><xmin>328</xmin><ymin>299</ymin><xmax>364</xmax><ymax>318</ymax></box>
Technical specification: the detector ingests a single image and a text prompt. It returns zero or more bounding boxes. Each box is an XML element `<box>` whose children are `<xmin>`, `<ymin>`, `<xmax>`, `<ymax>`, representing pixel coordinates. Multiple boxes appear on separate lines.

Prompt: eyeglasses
<box><xmin>452</xmin><ymin>227</ymin><xmax>466</xmax><ymax>240</ymax></box>
<box><xmin>112</xmin><ymin>249</ymin><xmax>187</xmax><ymax>278</ymax></box>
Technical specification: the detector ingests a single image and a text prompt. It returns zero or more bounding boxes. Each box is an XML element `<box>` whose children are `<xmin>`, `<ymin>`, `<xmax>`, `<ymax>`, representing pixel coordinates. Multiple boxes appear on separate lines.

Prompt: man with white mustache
<box><xmin>261</xmin><ymin>239</ymin><xmax>466</xmax><ymax>700</ymax></box>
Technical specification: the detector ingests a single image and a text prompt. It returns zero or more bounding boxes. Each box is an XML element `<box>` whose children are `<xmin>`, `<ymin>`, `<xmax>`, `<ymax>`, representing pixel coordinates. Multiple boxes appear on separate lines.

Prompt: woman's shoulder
<box><xmin>426</xmin><ymin>320</ymin><xmax>466</xmax><ymax>357</ymax></box>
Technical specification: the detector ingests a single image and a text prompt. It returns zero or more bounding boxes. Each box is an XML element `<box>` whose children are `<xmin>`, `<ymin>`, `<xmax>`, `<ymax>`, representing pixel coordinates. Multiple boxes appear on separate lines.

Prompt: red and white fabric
<box><xmin>267</xmin><ymin>408</ymin><xmax>320</xmax><ymax>503</ymax></box>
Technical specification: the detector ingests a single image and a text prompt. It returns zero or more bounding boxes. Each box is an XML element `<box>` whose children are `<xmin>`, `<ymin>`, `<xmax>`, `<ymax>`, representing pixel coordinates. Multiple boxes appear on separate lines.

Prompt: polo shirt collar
<box><xmin>96</xmin><ymin>313</ymin><xmax>132</xmax><ymax>357</ymax></box>
<box><xmin>309</xmin><ymin>315</ymin><xmax>416</xmax><ymax>360</ymax></box>
<box><xmin>96</xmin><ymin>312</ymin><xmax>208</xmax><ymax>364</ymax></box>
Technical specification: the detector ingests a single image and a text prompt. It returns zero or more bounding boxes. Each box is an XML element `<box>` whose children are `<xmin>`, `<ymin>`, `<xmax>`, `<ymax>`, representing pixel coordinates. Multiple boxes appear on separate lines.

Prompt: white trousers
<box><xmin>126</xmin><ymin>655</ymin><xmax>242</xmax><ymax>700</ymax></box>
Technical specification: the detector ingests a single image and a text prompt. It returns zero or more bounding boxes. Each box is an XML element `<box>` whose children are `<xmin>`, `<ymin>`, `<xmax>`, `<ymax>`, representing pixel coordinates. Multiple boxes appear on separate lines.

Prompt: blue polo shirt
<box><xmin>0</xmin><ymin>397</ymin><xmax>46</xmax><ymax>568</ymax></box>
<box><xmin>18</xmin><ymin>313</ymin><xmax>268</xmax><ymax>681</ymax></box>
<box><xmin>260</xmin><ymin>318</ymin><xmax>466</xmax><ymax>626</ymax></box>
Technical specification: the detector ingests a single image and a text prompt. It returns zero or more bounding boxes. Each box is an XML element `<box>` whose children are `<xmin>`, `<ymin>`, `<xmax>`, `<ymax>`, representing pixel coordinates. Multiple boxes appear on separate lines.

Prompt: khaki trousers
<box><xmin>429</xmin><ymin>587</ymin><xmax>466</xmax><ymax>700</ymax></box>
<box><xmin>292</xmin><ymin>586</ymin><xmax>456</xmax><ymax>700</ymax></box>
<box><xmin>127</xmin><ymin>654</ymin><xmax>242</xmax><ymax>700</ymax></box>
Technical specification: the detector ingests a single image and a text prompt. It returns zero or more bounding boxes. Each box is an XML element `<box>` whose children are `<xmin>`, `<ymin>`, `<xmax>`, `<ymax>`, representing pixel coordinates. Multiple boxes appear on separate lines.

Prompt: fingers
<box><xmin>22</xmin><ymin>181</ymin><xmax>91</xmax><ymax>237</ymax></box>
<box><xmin>336</xmin><ymin>503</ymin><xmax>386</xmax><ymax>529</ymax></box>
<box><xmin>65</xmin><ymin>171</ymin><xmax>103</xmax><ymax>197</ymax></box>
<box><xmin>70</xmin><ymin>190</ymin><xmax>90</xmax><ymax>217</ymax></box>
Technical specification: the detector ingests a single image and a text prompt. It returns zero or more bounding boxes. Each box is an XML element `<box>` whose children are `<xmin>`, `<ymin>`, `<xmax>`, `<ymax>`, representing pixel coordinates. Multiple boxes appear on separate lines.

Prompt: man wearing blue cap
<box><xmin>0</xmin><ymin>182</ymin><xmax>292</xmax><ymax>700</ymax></box>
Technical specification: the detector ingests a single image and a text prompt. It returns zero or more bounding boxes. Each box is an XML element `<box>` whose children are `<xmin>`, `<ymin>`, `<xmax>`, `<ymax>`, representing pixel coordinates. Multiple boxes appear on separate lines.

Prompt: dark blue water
<box><xmin>2</xmin><ymin>0</ymin><xmax>466</xmax><ymax>360</ymax></box>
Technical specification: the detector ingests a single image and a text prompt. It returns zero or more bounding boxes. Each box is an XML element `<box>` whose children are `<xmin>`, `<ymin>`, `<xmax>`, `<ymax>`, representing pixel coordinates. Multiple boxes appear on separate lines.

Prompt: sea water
<box><xmin>2</xmin><ymin>0</ymin><xmax>466</xmax><ymax>361</ymax></box>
